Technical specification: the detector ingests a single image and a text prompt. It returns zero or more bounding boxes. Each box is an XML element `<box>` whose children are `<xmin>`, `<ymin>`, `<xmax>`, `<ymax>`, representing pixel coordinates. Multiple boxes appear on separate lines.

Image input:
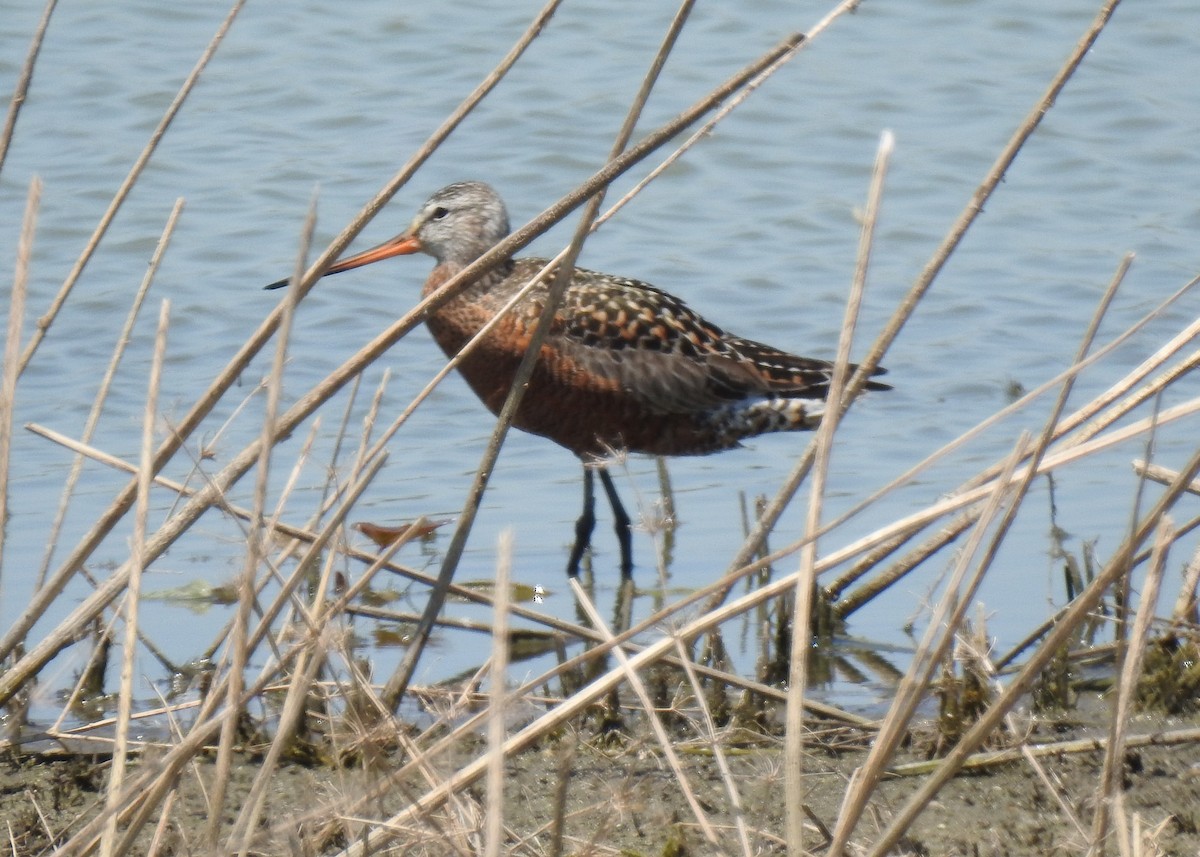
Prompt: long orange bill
<box><xmin>264</xmin><ymin>232</ymin><xmax>422</xmax><ymax>290</ymax></box>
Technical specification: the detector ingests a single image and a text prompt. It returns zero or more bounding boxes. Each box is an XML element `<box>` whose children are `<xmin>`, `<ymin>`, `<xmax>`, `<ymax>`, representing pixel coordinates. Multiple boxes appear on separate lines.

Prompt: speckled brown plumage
<box><xmin>270</xmin><ymin>180</ymin><xmax>889</xmax><ymax>577</ymax></box>
<box><xmin>422</xmin><ymin>255</ymin><xmax>884</xmax><ymax>459</ymax></box>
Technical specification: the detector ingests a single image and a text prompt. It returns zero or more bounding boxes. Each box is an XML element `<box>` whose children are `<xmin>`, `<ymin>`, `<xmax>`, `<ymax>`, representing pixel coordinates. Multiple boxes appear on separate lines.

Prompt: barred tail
<box><xmin>707</xmin><ymin>396</ymin><xmax>827</xmax><ymax>447</ymax></box>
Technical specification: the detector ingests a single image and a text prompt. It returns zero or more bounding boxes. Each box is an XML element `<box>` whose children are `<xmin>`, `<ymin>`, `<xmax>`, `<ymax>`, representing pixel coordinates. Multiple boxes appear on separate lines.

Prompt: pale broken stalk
<box><xmin>484</xmin><ymin>530</ymin><xmax>514</xmax><ymax>857</ymax></box>
<box><xmin>785</xmin><ymin>129</ymin><xmax>890</xmax><ymax>856</ymax></box>
<box><xmin>0</xmin><ymin>177</ymin><xmax>38</xmax><ymax>582</ymax></box>
<box><xmin>99</xmin><ymin>299</ymin><xmax>170</xmax><ymax>857</ymax></box>
<box><xmin>1090</xmin><ymin>516</ymin><xmax>1172</xmax><ymax>854</ymax></box>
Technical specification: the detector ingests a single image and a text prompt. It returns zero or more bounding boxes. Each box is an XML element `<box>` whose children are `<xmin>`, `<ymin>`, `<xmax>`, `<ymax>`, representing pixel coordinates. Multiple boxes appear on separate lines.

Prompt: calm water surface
<box><xmin>1</xmin><ymin>0</ymin><xmax>1198</xmax><ymax>716</ymax></box>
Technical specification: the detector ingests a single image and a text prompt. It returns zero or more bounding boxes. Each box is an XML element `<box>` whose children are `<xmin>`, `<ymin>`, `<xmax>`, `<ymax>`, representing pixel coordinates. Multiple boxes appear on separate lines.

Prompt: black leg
<box><xmin>566</xmin><ymin>466</ymin><xmax>597</xmax><ymax>577</ymax></box>
<box><xmin>597</xmin><ymin>467</ymin><xmax>634</xmax><ymax>579</ymax></box>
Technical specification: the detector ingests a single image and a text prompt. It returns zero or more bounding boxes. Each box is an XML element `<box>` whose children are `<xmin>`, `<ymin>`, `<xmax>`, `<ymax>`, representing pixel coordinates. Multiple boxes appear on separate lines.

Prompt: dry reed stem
<box><xmin>786</xmin><ymin>128</ymin><xmax>891</xmax><ymax>856</ymax></box>
<box><xmin>347</xmin><ymin>368</ymin><xmax>389</xmax><ymax>484</ymax></box>
<box><xmin>0</xmin><ymin>0</ymin><xmax>56</xmax><ymax>175</ymax></box>
<box><xmin>1133</xmin><ymin>459</ymin><xmax>1200</xmax><ymax>497</ymax></box>
<box><xmin>833</xmin><ymin>515</ymin><xmax>973</xmax><ymax>616</ymax></box>
<box><xmin>99</xmin><ymin>299</ymin><xmax>169</xmax><ymax>857</ymax></box>
<box><xmin>569</xmin><ymin>578</ymin><xmax>720</xmax><ymax>846</ymax></box>
<box><xmin>863</xmin><ymin>441</ymin><xmax>1200</xmax><ymax>857</ymax></box>
<box><xmin>720</xmin><ymin>0</ymin><xmax>1127</xmax><ymax>609</ymax></box>
<box><xmin>255</xmin><ymin>418</ymin><xmax>324</xmax><ymax>581</ymax></box>
<box><xmin>348</xmin><ymin>603</ymin><xmax>558</xmax><ymax>641</ymax></box>
<box><xmin>144</xmin><ymin>790</ymin><xmax>175</xmax><ymax>857</ymax></box>
<box><xmin>1090</xmin><ymin>517</ymin><xmax>1172</xmax><ymax>855</ymax></box>
<box><xmin>32</xmin><ymin>698</ymin><xmax>201</xmax><ymax>752</ymax></box>
<box><xmin>484</xmin><ymin>530</ymin><xmax>514</xmax><ymax>857</ymax></box>
<box><xmin>0</xmin><ymin>176</ymin><xmax>38</xmax><ymax>582</ymax></box>
<box><xmin>828</xmin><ymin>434</ymin><xmax>1029</xmax><ymax>856</ymax></box>
<box><xmin>1169</xmin><ymin>539</ymin><xmax>1200</xmax><ymax>625</ymax></box>
<box><xmin>888</xmin><ymin>726</ymin><xmax>1200</xmax><ymax>776</ymax></box>
<box><xmin>779</xmin><ymin>448</ymin><xmax>826</xmax><ymax>818</ymax></box>
<box><xmin>314</xmin><ymin>374</ymin><xmax>362</xmax><ymax>506</ymax></box>
<box><xmin>35</xmin><ymin>198</ymin><xmax>183</xmax><ymax>588</ymax></box>
<box><xmin>17</xmin><ymin>0</ymin><xmax>246</xmax><ymax>374</ymax></box>
<box><xmin>207</xmin><ymin>197</ymin><xmax>312</xmax><ymax>844</ymax></box>
<box><xmin>1118</xmin><ymin>404</ymin><xmax>1164</xmax><ymax>642</ymax></box>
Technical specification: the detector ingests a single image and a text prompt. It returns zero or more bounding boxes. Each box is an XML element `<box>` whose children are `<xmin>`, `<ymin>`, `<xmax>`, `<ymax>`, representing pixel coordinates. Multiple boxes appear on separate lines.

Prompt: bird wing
<box><xmin>548</xmin><ymin>268</ymin><xmax>838</xmax><ymax>415</ymax></box>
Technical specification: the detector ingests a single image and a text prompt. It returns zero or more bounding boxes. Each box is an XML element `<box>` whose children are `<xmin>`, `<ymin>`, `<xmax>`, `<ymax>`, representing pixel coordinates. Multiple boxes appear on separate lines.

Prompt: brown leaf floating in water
<box><xmin>354</xmin><ymin>519</ymin><xmax>451</xmax><ymax>548</ymax></box>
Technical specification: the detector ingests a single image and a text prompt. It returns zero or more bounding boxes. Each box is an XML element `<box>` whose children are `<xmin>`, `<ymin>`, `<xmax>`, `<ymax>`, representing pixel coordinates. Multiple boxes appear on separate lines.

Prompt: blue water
<box><xmin>1</xmin><ymin>0</ymin><xmax>1198</xmax><ymax>717</ymax></box>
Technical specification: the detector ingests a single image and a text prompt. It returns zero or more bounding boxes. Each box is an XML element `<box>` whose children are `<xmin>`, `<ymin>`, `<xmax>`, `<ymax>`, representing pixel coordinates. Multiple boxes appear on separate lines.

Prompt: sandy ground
<box><xmin>4</xmin><ymin>700</ymin><xmax>1200</xmax><ymax>856</ymax></box>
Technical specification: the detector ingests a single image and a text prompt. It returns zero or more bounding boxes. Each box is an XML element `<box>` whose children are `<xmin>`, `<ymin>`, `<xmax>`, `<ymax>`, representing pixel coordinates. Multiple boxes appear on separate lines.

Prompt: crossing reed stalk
<box><xmin>99</xmin><ymin>299</ymin><xmax>169</xmax><ymax>857</ymax></box>
<box><xmin>0</xmin><ymin>177</ymin><xmax>38</xmax><ymax>582</ymax></box>
<box><xmin>0</xmin><ymin>0</ymin><xmax>57</xmax><ymax>175</ymax></box>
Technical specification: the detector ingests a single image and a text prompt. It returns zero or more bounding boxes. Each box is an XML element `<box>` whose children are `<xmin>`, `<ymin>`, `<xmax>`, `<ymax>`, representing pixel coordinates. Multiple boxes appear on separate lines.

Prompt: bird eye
<box><xmin>431</xmin><ymin>206</ymin><xmax>449</xmax><ymax>221</ymax></box>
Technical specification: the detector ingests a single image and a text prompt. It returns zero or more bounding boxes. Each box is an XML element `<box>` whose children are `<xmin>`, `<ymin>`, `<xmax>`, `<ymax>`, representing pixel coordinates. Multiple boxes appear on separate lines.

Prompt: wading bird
<box><xmin>267</xmin><ymin>181</ymin><xmax>888</xmax><ymax>578</ymax></box>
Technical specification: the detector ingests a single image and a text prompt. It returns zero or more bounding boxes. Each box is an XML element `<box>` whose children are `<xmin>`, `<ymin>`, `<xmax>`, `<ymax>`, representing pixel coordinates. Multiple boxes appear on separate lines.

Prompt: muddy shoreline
<box><xmin>4</xmin><ymin>697</ymin><xmax>1198</xmax><ymax>856</ymax></box>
